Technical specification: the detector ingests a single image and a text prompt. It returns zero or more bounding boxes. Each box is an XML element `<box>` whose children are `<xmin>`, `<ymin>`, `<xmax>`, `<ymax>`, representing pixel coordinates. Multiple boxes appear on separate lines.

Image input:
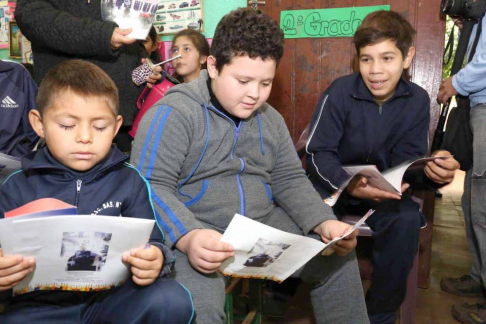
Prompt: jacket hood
<box><xmin>21</xmin><ymin>146</ymin><xmax>128</xmax><ymax>182</ymax></box>
<box><xmin>163</xmin><ymin>70</ymin><xmax>212</xmax><ymax>108</ymax></box>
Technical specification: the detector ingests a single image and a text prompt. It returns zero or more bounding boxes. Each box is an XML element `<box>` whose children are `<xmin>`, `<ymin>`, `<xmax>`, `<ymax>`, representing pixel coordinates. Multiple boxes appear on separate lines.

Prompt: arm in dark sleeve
<box><xmin>305</xmin><ymin>92</ymin><xmax>350</xmax><ymax>195</ymax></box>
<box><xmin>122</xmin><ymin>167</ymin><xmax>174</xmax><ymax>277</ymax></box>
<box><xmin>16</xmin><ymin>0</ymin><xmax>118</xmax><ymax>58</ymax></box>
<box><xmin>390</xmin><ymin>95</ymin><xmax>430</xmax><ymax>166</ymax></box>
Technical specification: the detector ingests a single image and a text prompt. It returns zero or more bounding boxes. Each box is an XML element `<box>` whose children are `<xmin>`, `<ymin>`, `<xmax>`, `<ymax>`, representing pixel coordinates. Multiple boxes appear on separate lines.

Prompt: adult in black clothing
<box><xmin>15</xmin><ymin>0</ymin><xmax>163</xmax><ymax>152</ymax></box>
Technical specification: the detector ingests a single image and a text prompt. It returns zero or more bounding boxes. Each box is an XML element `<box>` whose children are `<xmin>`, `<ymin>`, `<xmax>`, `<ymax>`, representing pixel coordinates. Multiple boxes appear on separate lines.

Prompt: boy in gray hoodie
<box><xmin>131</xmin><ymin>8</ymin><xmax>368</xmax><ymax>324</ymax></box>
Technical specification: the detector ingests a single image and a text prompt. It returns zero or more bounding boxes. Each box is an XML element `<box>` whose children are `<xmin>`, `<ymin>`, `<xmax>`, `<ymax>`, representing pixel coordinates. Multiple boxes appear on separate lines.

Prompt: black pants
<box><xmin>0</xmin><ymin>278</ymin><xmax>194</xmax><ymax>324</ymax></box>
<box><xmin>333</xmin><ymin>194</ymin><xmax>424</xmax><ymax>316</ymax></box>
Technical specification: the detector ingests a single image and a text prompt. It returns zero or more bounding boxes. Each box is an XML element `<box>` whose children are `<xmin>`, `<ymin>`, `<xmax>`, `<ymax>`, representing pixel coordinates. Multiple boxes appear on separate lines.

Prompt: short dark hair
<box><xmin>211</xmin><ymin>8</ymin><xmax>284</xmax><ymax>72</ymax></box>
<box><xmin>172</xmin><ymin>28</ymin><xmax>210</xmax><ymax>69</ymax></box>
<box><xmin>353</xmin><ymin>10</ymin><xmax>416</xmax><ymax>58</ymax></box>
<box><xmin>37</xmin><ymin>60</ymin><xmax>119</xmax><ymax>115</ymax></box>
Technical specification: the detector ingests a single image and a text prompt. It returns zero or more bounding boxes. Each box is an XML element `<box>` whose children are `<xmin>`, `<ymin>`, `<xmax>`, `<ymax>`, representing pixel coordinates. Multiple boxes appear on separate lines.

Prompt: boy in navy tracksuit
<box><xmin>0</xmin><ymin>60</ymin><xmax>194</xmax><ymax>324</ymax></box>
<box><xmin>306</xmin><ymin>11</ymin><xmax>459</xmax><ymax>324</ymax></box>
<box><xmin>0</xmin><ymin>60</ymin><xmax>38</xmax><ymax>157</ymax></box>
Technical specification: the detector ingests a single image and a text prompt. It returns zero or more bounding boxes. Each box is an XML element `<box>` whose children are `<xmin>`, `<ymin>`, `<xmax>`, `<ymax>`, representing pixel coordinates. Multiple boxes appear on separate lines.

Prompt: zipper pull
<box><xmin>379</xmin><ymin>106</ymin><xmax>383</xmax><ymax>115</ymax></box>
<box><xmin>76</xmin><ymin>180</ymin><xmax>82</xmax><ymax>193</ymax></box>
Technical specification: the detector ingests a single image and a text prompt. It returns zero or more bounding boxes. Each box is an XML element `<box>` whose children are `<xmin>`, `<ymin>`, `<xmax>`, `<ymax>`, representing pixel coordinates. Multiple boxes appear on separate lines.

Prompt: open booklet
<box><xmin>0</xmin><ymin>214</ymin><xmax>154</xmax><ymax>296</ymax></box>
<box><xmin>0</xmin><ymin>152</ymin><xmax>21</xmax><ymax>183</ymax></box>
<box><xmin>101</xmin><ymin>0</ymin><xmax>159</xmax><ymax>40</ymax></box>
<box><xmin>324</xmin><ymin>155</ymin><xmax>452</xmax><ymax>206</ymax></box>
<box><xmin>219</xmin><ymin>210</ymin><xmax>373</xmax><ymax>283</ymax></box>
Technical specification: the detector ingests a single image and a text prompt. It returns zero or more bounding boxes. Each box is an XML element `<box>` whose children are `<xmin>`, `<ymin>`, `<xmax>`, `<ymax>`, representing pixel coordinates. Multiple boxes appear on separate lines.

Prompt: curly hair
<box><xmin>353</xmin><ymin>10</ymin><xmax>416</xmax><ymax>58</ymax></box>
<box><xmin>211</xmin><ymin>8</ymin><xmax>284</xmax><ymax>72</ymax></box>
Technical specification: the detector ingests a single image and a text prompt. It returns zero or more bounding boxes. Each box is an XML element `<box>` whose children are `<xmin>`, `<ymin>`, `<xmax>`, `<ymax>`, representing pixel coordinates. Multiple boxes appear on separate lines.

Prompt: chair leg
<box><xmin>399</xmin><ymin>251</ymin><xmax>419</xmax><ymax>324</ymax></box>
<box><xmin>242</xmin><ymin>280</ymin><xmax>263</xmax><ymax>324</ymax></box>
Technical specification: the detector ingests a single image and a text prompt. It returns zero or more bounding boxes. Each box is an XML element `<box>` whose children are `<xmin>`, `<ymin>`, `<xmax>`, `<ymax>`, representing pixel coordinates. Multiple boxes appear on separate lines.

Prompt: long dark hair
<box><xmin>147</xmin><ymin>26</ymin><xmax>161</xmax><ymax>63</ymax></box>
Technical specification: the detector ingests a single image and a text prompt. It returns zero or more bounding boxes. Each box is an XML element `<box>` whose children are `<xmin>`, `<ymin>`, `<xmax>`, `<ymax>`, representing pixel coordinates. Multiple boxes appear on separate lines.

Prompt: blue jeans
<box><xmin>463</xmin><ymin>103</ymin><xmax>486</xmax><ymax>288</ymax></box>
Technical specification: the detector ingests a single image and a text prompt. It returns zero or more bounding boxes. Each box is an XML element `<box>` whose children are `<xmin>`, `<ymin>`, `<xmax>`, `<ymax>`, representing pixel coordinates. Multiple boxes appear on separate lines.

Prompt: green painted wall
<box><xmin>161</xmin><ymin>0</ymin><xmax>246</xmax><ymax>41</ymax></box>
<box><xmin>0</xmin><ymin>49</ymin><xmax>20</xmax><ymax>62</ymax></box>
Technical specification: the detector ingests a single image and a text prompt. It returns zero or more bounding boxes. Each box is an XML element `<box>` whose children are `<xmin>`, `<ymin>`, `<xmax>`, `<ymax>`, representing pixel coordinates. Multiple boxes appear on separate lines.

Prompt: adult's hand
<box><xmin>111</xmin><ymin>27</ymin><xmax>137</xmax><ymax>50</ymax></box>
<box><xmin>437</xmin><ymin>76</ymin><xmax>458</xmax><ymax>105</ymax></box>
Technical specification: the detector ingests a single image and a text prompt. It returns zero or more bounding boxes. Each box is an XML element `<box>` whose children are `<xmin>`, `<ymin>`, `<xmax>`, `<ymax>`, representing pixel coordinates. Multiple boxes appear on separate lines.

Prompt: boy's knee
<box><xmin>148</xmin><ymin>279</ymin><xmax>195</xmax><ymax>323</ymax></box>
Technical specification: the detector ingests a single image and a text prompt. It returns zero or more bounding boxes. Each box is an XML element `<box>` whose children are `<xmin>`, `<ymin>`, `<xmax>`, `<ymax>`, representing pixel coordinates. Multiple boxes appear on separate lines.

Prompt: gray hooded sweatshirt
<box><xmin>131</xmin><ymin>71</ymin><xmax>336</xmax><ymax>246</ymax></box>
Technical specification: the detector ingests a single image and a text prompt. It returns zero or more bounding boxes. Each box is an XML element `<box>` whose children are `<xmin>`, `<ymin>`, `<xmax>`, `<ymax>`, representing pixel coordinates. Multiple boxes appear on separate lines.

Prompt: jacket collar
<box><xmin>351</xmin><ymin>73</ymin><xmax>413</xmax><ymax>103</ymax></box>
<box><xmin>21</xmin><ymin>146</ymin><xmax>128</xmax><ymax>181</ymax></box>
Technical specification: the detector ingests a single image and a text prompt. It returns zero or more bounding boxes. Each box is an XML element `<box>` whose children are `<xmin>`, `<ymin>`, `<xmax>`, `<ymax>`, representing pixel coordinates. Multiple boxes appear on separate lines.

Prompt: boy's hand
<box><xmin>0</xmin><ymin>249</ymin><xmax>35</xmax><ymax>291</ymax></box>
<box><xmin>346</xmin><ymin>176</ymin><xmax>402</xmax><ymax>202</ymax></box>
<box><xmin>122</xmin><ymin>245</ymin><xmax>163</xmax><ymax>286</ymax></box>
<box><xmin>437</xmin><ymin>76</ymin><xmax>458</xmax><ymax>104</ymax></box>
<box><xmin>111</xmin><ymin>27</ymin><xmax>137</xmax><ymax>50</ymax></box>
<box><xmin>424</xmin><ymin>150</ymin><xmax>460</xmax><ymax>184</ymax></box>
<box><xmin>313</xmin><ymin>220</ymin><xmax>358</xmax><ymax>256</ymax></box>
<box><xmin>141</xmin><ymin>58</ymin><xmax>163</xmax><ymax>88</ymax></box>
<box><xmin>175</xmin><ymin>229</ymin><xmax>234</xmax><ymax>274</ymax></box>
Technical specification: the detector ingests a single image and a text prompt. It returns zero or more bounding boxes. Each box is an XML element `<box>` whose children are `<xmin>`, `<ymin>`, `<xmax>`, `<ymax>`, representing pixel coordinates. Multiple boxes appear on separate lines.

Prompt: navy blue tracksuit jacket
<box><xmin>306</xmin><ymin>73</ymin><xmax>430</xmax><ymax>198</ymax></box>
<box><xmin>0</xmin><ymin>146</ymin><xmax>172</xmax><ymax>304</ymax></box>
<box><xmin>0</xmin><ymin>60</ymin><xmax>38</xmax><ymax>157</ymax></box>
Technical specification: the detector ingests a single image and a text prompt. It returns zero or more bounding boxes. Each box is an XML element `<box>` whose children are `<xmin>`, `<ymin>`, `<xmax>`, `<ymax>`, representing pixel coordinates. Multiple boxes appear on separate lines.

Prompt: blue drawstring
<box><xmin>257</xmin><ymin>111</ymin><xmax>265</xmax><ymax>155</ymax></box>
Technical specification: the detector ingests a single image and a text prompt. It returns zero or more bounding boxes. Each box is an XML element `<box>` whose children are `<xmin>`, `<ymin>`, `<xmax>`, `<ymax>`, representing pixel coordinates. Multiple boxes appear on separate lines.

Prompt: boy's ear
<box><xmin>403</xmin><ymin>46</ymin><xmax>415</xmax><ymax>69</ymax></box>
<box><xmin>206</xmin><ymin>55</ymin><xmax>218</xmax><ymax>79</ymax></box>
<box><xmin>113</xmin><ymin>115</ymin><xmax>123</xmax><ymax>138</ymax></box>
<box><xmin>29</xmin><ymin>110</ymin><xmax>45</xmax><ymax>138</ymax></box>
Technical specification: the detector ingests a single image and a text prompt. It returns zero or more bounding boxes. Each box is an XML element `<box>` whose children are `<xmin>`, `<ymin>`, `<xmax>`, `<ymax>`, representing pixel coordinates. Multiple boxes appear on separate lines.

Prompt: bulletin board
<box><xmin>153</xmin><ymin>0</ymin><xmax>204</xmax><ymax>35</ymax></box>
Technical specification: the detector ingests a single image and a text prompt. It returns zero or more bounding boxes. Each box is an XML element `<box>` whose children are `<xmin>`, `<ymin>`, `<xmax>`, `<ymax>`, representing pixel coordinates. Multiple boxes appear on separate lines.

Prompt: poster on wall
<box><xmin>0</xmin><ymin>2</ymin><xmax>8</xmax><ymax>49</ymax></box>
<box><xmin>153</xmin><ymin>0</ymin><xmax>203</xmax><ymax>35</ymax></box>
<box><xmin>8</xmin><ymin>19</ymin><xmax>21</xmax><ymax>59</ymax></box>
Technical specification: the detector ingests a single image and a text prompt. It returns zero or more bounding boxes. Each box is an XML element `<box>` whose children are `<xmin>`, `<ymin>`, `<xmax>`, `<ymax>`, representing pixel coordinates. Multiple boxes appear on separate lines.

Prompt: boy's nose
<box><xmin>247</xmin><ymin>83</ymin><xmax>260</xmax><ymax>100</ymax></box>
<box><xmin>370</xmin><ymin>60</ymin><xmax>383</xmax><ymax>74</ymax></box>
<box><xmin>76</xmin><ymin>128</ymin><xmax>93</xmax><ymax>144</ymax></box>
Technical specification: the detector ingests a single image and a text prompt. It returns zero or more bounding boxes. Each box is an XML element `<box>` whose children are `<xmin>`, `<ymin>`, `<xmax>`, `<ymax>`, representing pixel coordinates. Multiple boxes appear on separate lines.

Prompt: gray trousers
<box><xmin>170</xmin><ymin>207</ymin><xmax>369</xmax><ymax>324</ymax></box>
<box><xmin>463</xmin><ymin>103</ymin><xmax>486</xmax><ymax>288</ymax></box>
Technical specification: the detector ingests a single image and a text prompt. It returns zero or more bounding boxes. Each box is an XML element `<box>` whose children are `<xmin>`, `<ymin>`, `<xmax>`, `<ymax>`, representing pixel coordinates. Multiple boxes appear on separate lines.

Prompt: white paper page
<box><xmin>381</xmin><ymin>156</ymin><xmax>452</xmax><ymax>192</ymax></box>
<box><xmin>343</xmin><ymin>165</ymin><xmax>397</xmax><ymax>193</ymax></box>
<box><xmin>219</xmin><ymin>214</ymin><xmax>326</xmax><ymax>282</ymax></box>
<box><xmin>0</xmin><ymin>215</ymin><xmax>154</xmax><ymax>296</ymax></box>
<box><xmin>0</xmin><ymin>152</ymin><xmax>21</xmax><ymax>183</ymax></box>
<box><xmin>101</xmin><ymin>0</ymin><xmax>158</xmax><ymax>40</ymax></box>
<box><xmin>321</xmin><ymin>209</ymin><xmax>374</xmax><ymax>253</ymax></box>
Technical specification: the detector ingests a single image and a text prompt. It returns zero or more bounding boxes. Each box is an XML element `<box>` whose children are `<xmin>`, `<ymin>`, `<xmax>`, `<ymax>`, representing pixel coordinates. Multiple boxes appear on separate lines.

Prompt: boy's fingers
<box><xmin>203</xmin><ymin>238</ymin><xmax>233</xmax><ymax>253</ymax></box>
<box><xmin>0</xmin><ymin>267</ymin><xmax>33</xmax><ymax>289</ymax></box>
<box><xmin>0</xmin><ymin>255</ymin><xmax>24</xmax><ymax>270</ymax></box>
<box><xmin>122</xmin><ymin>254</ymin><xmax>154</xmax><ymax>270</ymax></box>
<box><xmin>132</xmin><ymin>275</ymin><xmax>155</xmax><ymax>286</ymax></box>
<box><xmin>130</xmin><ymin>266</ymin><xmax>158</xmax><ymax>280</ymax></box>
<box><xmin>200</xmin><ymin>249</ymin><xmax>234</xmax><ymax>263</ymax></box>
<box><xmin>129</xmin><ymin>246</ymin><xmax>159</xmax><ymax>261</ymax></box>
<box><xmin>194</xmin><ymin>259</ymin><xmax>221</xmax><ymax>273</ymax></box>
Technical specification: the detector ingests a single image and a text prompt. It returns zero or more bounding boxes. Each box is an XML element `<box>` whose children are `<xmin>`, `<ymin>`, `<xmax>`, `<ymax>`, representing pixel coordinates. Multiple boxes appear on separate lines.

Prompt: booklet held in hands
<box><xmin>324</xmin><ymin>155</ymin><xmax>452</xmax><ymax>206</ymax></box>
<box><xmin>219</xmin><ymin>210</ymin><xmax>373</xmax><ymax>283</ymax></box>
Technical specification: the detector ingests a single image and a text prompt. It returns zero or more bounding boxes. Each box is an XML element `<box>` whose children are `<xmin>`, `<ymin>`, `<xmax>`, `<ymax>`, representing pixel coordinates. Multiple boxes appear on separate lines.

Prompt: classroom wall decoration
<box><xmin>280</xmin><ymin>5</ymin><xmax>389</xmax><ymax>39</ymax></box>
<box><xmin>154</xmin><ymin>0</ymin><xmax>203</xmax><ymax>35</ymax></box>
<box><xmin>8</xmin><ymin>19</ymin><xmax>20</xmax><ymax>59</ymax></box>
